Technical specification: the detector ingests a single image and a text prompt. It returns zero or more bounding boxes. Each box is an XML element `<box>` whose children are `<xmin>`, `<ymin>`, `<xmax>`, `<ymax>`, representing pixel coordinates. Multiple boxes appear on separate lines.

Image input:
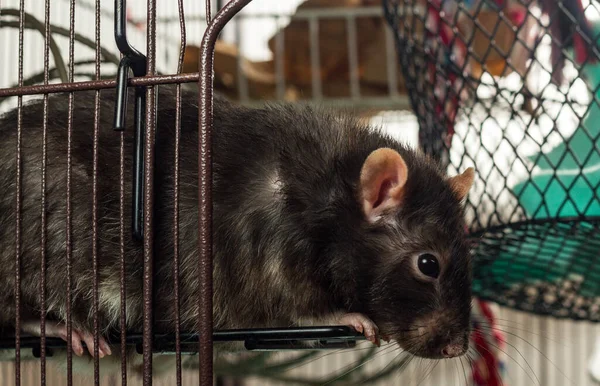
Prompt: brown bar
<box><xmin>118</xmin><ymin>1</ymin><xmax>128</xmax><ymax>383</ymax></box>
<box><xmin>39</xmin><ymin>0</ymin><xmax>51</xmax><ymax>383</ymax></box>
<box><xmin>206</xmin><ymin>0</ymin><xmax>212</xmax><ymax>24</ymax></box>
<box><xmin>119</xmin><ymin>130</ymin><xmax>127</xmax><ymax>386</ymax></box>
<box><xmin>0</xmin><ymin>73</ymin><xmax>201</xmax><ymax>97</ymax></box>
<box><xmin>92</xmin><ymin>0</ymin><xmax>102</xmax><ymax>382</ymax></box>
<box><xmin>143</xmin><ymin>0</ymin><xmax>158</xmax><ymax>384</ymax></box>
<box><xmin>175</xmin><ymin>0</ymin><xmax>187</xmax><ymax>385</ymax></box>
<box><xmin>14</xmin><ymin>1</ymin><xmax>25</xmax><ymax>385</ymax></box>
<box><xmin>198</xmin><ymin>1</ymin><xmax>254</xmax><ymax>385</ymax></box>
<box><xmin>65</xmin><ymin>0</ymin><xmax>76</xmax><ymax>384</ymax></box>
<box><xmin>174</xmin><ymin>85</ymin><xmax>183</xmax><ymax>386</ymax></box>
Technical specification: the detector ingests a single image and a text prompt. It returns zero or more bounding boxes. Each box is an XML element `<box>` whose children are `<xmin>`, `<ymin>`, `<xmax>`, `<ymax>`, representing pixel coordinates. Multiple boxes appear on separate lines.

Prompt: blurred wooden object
<box><xmin>182</xmin><ymin>0</ymin><xmax>407</xmax><ymax>108</ymax></box>
<box><xmin>267</xmin><ymin>0</ymin><xmax>406</xmax><ymax>98</ymax></box>
<box><xmin>457</xmin><ymin>4</ymin><xmax>536</xmax><ymax>79</ymax></box>
<box><xmin>182</xmin><ymin>42</ymin><xmax>300</xmax><ymax>101</ymax></box>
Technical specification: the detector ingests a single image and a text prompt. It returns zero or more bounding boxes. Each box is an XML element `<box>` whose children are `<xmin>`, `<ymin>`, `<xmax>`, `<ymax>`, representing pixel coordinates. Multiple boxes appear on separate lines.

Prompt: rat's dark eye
<box><xmin>417</xmin><ymin>253</ymin><xmax>440</xmax><ymax>279</ymax></box>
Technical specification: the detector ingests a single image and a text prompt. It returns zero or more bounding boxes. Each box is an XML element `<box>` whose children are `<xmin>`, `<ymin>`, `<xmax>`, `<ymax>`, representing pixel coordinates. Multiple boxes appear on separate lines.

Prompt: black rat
<box><xmin>0</xmin><ymin>85</ymin><xmax>474</xmax><ymax>375</ymax></box>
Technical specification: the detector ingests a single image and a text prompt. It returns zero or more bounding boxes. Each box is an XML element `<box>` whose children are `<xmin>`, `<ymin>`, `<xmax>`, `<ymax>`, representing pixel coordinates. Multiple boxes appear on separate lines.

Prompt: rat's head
<box><xmin>354</xmin><ymin>147</ymin><xmax>474</xmax><ymax>359</ymax></box>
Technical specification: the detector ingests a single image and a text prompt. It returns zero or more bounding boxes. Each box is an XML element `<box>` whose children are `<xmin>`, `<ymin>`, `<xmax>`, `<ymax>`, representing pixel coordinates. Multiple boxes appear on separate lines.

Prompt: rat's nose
<box><xmin>441</xmin><ymin>343</ymin><xmax>465</xmax><ymax>358</ymax></box>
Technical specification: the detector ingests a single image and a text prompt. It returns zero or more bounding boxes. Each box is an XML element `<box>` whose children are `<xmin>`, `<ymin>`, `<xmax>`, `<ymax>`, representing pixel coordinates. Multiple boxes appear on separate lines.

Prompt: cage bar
<box><xmin>309</xmin><ymin>16</ymin><xmax>322</xmax><ymax>100</ymax></box>
<box><xmin>174</xmin><ymin>0</ymin><xmax>187</xmax><ymax>384</ymax></box>
<box><xmin>119</xmin><ymin>120</ymin><xmax>127</xmax><ymax>386</ymax></box>
<box><xmin>14</xmin><ymin>1</ymin><xmax>24</xmax><ymax>384</ymax></box>
<box><xmin>39</xmin><ymin>0</ymin><xmax>51</xmax><ymax>383</ymax></box>
<box><xmin>385</xmin><ymin>21</ymin><xmax>399</xmax><ymax>97</ymax></box>
<box><xmin>235</xmin><ymin>20</ymin><xmax>250</xmax><ymax>102</ymax></box>
<box><xmin>65</xmin><ymin>0</ymin><xmax>76</xmax><ymax>383</ymax></box>
<box><xmin>346</xmin><ymin>14</ymin><xmax>360</xmax><ymax>99</ymax></box>
<box><xmin>92</xmin><ymin>0</ymin><xmax>102</xmax><ymax>380</ymax></box>
<box><xmin>275</xmin><ymin>16</ymin><xmax>285</xmax><ymax>100</ymax></box>
<box><xmin>0</xmin><ymin>1</ymin><xmax>403</xmax><ymax>385</ymax></box>
<box><xmin>143</xmin><ymin>0</ymin><xmax>158</xmax><ymax>383</ymax></box>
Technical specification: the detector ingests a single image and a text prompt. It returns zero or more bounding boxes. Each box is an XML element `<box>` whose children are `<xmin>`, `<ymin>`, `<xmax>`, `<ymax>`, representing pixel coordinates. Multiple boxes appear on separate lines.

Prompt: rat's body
<box><xmin>0</xmin><ymin>86</ymin><xmax>474</xmax><ymax>376</ymax></box>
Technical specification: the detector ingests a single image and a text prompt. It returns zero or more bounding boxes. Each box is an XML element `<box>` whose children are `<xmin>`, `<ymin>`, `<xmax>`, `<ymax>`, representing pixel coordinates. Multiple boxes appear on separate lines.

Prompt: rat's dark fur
<box><xmin>0</xmin><ymin>86</ymin><xmax>472</xmax><ymax>373</ymax></box>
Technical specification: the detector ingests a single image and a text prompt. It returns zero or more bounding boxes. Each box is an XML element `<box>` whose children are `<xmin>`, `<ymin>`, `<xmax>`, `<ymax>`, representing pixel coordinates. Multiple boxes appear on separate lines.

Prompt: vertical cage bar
<box><xmin>39</xmin><ymin>0</ymin><xmax>51</xmax><ymax>383</ymax></box>
<box><xmin>199</xmin><ymin>0</ymin><xmax>213</xmax><ymax>381</ymax></box>
<box><xmin>14</xmin><ymin>1</ymin><xmax>25</xmax><ymax>384</ymax></box>
<box><xmin>174</xmin><ymin>82</ymin><xmax>184</xmax><ymax>385</ymax></box>
<box><xmin>119</xmin><ymin>128</ymin><xmax>127</xmax><ymax>386</ymax></box>
<box><xmin>115</xmin><ymin>0</ymin><xmax>128</xmax><ymax>383</ymax></box>
<box><xmin>346</xmin><ymin>15</ymin><xmax>360</xmax><ymax>99</ymax></box>
<box><xmin>92</xmin><ymin>0</ymin><xmax>102</xmax><ymax>382</ymax></box>
<box><xmin>116</xmin><ymin>11</ymin><xmax>127</xmax><ymax>386</ymax></box>
<box><xmin>235</xmin><ymin>19</ymin><xmax>249</xmax><ymax>102</ymax></box>
<box><xmin>66</xmin><ymin>0</ymin><xmax>77</xmax><ymax>383</ymax></box>
<box><xmin>175</xmin><ymin>0</ymin><xmax>187</xmax><ymax>384</ymax></box>
<box><xmin>275</xmin><ymin>16</ymin><xmax>285</xmax><ymax>100</ymax></box>
<box><xmin>143</xmin><ymin>0</ymin><xmax>158</xmax><ymax>383</ymax></box>
<box><xmin>198</xmin><ymin>2</ymin><xmax>253</xmax><ymax>385</ymax></box>
<box><xmin>384</xmin><ymin>21</ymin><xmax>399</xmax><ymax>97</ymax></box>
<box><xmin>309</xmin><ymin>16</ymin><xmax>322</xmax><ymax>99</ymax></box>
<box><xmin>119</xmin><ymin>116</ymin><xmax>128</xmax><ymax>386</ymax></box>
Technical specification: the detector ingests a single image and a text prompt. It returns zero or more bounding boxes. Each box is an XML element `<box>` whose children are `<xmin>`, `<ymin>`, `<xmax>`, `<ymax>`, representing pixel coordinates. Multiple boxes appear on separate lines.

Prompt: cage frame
<box><xmin>0</xmin><ymin>0</ymin><xmax>395</xmax><ymax>385</ymax></box>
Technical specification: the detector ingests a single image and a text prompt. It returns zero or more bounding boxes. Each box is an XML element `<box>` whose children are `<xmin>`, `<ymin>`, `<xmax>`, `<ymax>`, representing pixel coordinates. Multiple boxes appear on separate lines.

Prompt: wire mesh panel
<box><xmin>384</xmin><ymin>0</ymin><xmax>600</xmax><ymax>321</ymax></box>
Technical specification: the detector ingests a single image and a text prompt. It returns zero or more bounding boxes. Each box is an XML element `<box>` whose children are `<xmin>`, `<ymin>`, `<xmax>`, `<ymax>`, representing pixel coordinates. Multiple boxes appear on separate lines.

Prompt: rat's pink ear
<box><xmin>447</xmin><ymin>167</ymin><xmax>475</xmax><ymax>201</ymax></box>
<box><xmin>359</xmin><ymin>148</ymin><xmax>408</xmax><ymax>222</ymax></box>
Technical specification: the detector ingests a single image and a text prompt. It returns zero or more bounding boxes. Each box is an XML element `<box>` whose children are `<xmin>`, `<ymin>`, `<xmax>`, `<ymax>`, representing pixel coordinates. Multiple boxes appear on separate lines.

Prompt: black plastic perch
<box><xmin>0</xmin><ymin>327</ymin><xmax>366</xmax><ymax>358</ymax></box>
<box><xmin>113</xmin><ymin>0</ymin><xmax>147</xmax><ymax>241</ymax></box>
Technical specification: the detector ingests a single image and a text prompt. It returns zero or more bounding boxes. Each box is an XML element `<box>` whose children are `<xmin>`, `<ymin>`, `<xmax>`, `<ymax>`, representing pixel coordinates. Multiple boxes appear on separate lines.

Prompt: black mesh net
<box><xmin>383</xmin><ymin>0</ymin><xmax>600</xmax><ymax>321</ymax></box>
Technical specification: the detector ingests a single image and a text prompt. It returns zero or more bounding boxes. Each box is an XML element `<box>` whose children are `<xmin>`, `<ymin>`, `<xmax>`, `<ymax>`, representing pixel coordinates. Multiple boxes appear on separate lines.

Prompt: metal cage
<box><xmin>0</xmin><ymin>0</ymin><xmax>381</xmax><ymax>385</ymax></box>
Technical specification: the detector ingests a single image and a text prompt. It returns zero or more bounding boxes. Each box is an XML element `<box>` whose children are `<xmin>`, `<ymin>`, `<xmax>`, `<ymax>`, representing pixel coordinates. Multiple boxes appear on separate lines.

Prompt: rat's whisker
<box><xmin>471</xmin><ymin>345</ymin><xmax>504</xmax><ymax>385</ymax></box>
<box><xmin>416</xmin><ymin>359</ymin><xmax>440</xmax><ymax>386</ymax></box>
<box><xmin>492</xmin><ymin>317</ymin><xmax>558</xmax><ymax>333</ymax></box>
<box><xmin>278</xmin><ymin>342</ymin><xmax>393</xmax><ymax>373</ymax></box>
<box><xmin>377</xmin><ymin>349</ymin><xmax>411</xmax><ymax>378</ymax></box>
<box><xmin>479</xmin><ymin>339</ymin><xmax>540</xmax><ymax>386</ymax></box>
<box><xmin>459</xmin><ymin>356</ymin><xmax>469</xmax><ymax>386</ymax></box>
<box><xmin>476</xmin><ymin>324</ymin><xmax>568</xmax><ymax>366</ymax></box>
<box><xmin>451</xmin><ymin>357</ymin><xmax>459</xmax><ymax>386</ymax></box>
<box><xmin>319</xmin><ymin>344</ymin><xmax>398</xmax><ymax>385</ymax></box>
<box><xmin>475</xmin><ymin>321</ymin><xmax>564</xmax><ymax>346</ymax></box>
<box><xmin>409</xmin><ymin>358</ymin><xmax>427</xmax><ymax>385</ymax></box>
<box><xmin>352</xmin><ymin>349</ymin><xmax>411</xmax><ymax>384</ymax></box>
<box><xmin>492</xmin><ymin>333</ymin><xmax>575</xmax><ymax>386</ymax></box>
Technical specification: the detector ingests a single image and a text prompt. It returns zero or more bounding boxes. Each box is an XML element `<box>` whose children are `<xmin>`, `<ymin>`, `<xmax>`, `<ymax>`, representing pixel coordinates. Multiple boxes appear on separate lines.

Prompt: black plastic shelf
<box><xmin>0</xmin><ymin>326</ymin><xmax>366</xmax><ymax>357</ymax></box>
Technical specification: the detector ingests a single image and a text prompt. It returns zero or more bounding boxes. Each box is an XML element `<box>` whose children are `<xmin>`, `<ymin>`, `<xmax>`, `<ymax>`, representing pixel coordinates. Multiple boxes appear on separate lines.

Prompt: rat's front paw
<box><xmin>22</xmin><ymin>320</ymin><xmax>112</xmax><ymax>358</ymax></box>
<box><xmin>339</xmin><ymin>313</ymin><xmax>381</xmax><ymax>346</ymax></box>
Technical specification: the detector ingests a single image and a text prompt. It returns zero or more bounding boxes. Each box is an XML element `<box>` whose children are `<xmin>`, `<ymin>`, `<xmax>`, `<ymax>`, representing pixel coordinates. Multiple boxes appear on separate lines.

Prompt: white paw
<box><xmin>22</xmin><ymin>320</ymin><xmax>112</xmax><ymax>358</ymax></box>
<box><xmin>339</xmin><ymin>313</ymin><xmax>381</xmax><ymax>346</ymax></box>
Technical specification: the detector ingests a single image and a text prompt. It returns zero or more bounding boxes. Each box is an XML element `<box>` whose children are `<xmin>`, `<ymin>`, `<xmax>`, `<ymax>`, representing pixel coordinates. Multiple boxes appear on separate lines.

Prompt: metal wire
<box><xmin>39</xmin><ymin>0</ymin><xmax>51</xmax><ymax>382</ymax></box>
<box><xmin>92</xmin><ymin>0</ymin><xmax>102</xmax><ymax>381</ymax></box>
<box><xmin>143</xmin><ymin>0</ymin><xmax>157</xmax><ymax>381</ymax></box>
<box><xmin>175</xmin><ymin>0</ymin><xmax>187</xmax><ymax>384</ymax></box>
<box><xmin>66</xmin><ymin>0</ymin><xmax>76</xmax><ymax>382</ymax></box>
<box><xmin>120</xmin><ymin>122</ymin><xmax>127</xmax><ymax>386</ymax></box>
<box><xmin>14</xmin><ymin>1</ymin><xmax>24</xmax><ymax>384</ymax></box>
<box><xmin>198</xmin><ymin>2</ymin><xmax>254</xmax><ymax>385</ymax></box>
<box><xmin>0</xmin><ymin>73</ymin><xmax>201</xmax><ymax>97</ymax></box>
